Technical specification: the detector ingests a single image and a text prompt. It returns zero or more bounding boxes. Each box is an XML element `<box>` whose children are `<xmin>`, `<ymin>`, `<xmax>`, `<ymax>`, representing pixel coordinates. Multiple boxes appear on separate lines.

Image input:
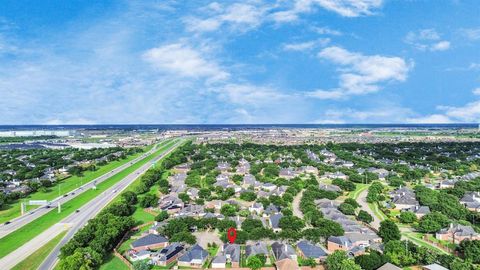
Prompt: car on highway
<box><xmin>63</xmin><ymin>194</ymin><xmax>68</xmax><ymax>197</ymax></box>
<box><xmin>4</xmin><ymin>221</ymin><xmax>11</xmax><ymax>225</ymax></box>
<box><xmin>75</xmin><ymin>209</ymin><xmax>80</xmax><ymax>213</ymax></box>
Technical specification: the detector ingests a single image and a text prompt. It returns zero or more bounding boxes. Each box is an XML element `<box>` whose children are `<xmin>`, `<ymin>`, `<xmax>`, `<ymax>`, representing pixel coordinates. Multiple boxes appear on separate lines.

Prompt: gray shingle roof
<box><xmin>131</xmin><ymin>234</ymin><xmax>168</xmax><ymax>248</ymax></box>
<box><xmin>296</xmin><ymin>241</ymin><xmax>327</xmax><ymax>258</ymax></box>
<box><xmin>178</xmin><ymin>244</ymin><xmax>208</xmax><ymax>262</ymax></box>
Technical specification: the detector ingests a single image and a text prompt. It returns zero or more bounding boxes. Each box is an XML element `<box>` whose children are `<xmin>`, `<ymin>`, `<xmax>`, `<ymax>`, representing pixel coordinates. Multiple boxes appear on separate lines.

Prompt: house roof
<box><xmin>131</xmin><ymin>234</ymin><xmax>168</xmax><ymax>248</ymax></box>
<box><xmin>275</xmin><ymin>258</ymin><xmax>300</xmax><ymax>270</ymax></box>
<box><xmin>423</xmin><ymin>263</ymin><xmax>449</xmax><ymax>270</ymax></box>
<box><xmin>270</xmin><ymin>213</ymin><xmax>283</xmax><ymax>229</ymax></box>
<box><xmin>328</xmin><ymin>236</ymin><xmax>352</xmax><ymax>247</ymax></box>
<box><xmin>377</xmin><ymin>262</ymin><xmax>402</xmax><ymax>270</ymax></box>
<box><xmin>271</xmin><ymin>242</ymin><xmax>296</xmax><ymax>260</ymax></box>
<box><xmin>223</xmin><ymin>243</ymin><xmax>241</xmax><ymax>262</ymax></box>
<box><xmin>156</xmin><ymin>242</ymin><xmax>184</xmax><ymax>261</ymax></box>
<box><xmin>178</xmin><ymin>244</ymin><xmax>208</xmax><ymax>262</ymax></box>
<box><xmin>245</xmin><ymin>242</ymin><xmax>268</xmax><ymax>257</ymax></box>
<box><xmin>297</xmin><ymin>240</ymin><xmax>327</xmax><ymax>258</ymax></box>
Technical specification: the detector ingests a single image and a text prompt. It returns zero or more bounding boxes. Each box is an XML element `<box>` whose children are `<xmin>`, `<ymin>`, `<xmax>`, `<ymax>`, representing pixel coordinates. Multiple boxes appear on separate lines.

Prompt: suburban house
<box><xmin>152</xmin><ymin>242</ymin><xmax>185</xmax><ymax>266</ymax></box>
<box><xmin>296</xmin><ymin>240</ymin><xmax>328</xmax><ymax>262</ymax></box>
<box><xmin>245</xmin><ymin>242</ymin><xmax>269</xmax><ymax>261</ymax></box>
<box><xmin>130</xmin><ymin>234</ymin><xmax>169</xmax><ymax>251</ymax></box>
<box><xmin>405</xmin><ymin>205</ymin><xmax>431</xmax><ymax>218</ymax></box>
<box><xmin>390</xmin><ymin>187</ymin><xmax>419</xmax><ymax>210</ymax></box>
<box><xmin>319</xmin><ymin>184</ymin><xmax>342</xmax><ymax>193</ymax></box>
<box><xmin>249</xmin><ymin>202</ymin><xmax>264</xmax><ymax>214</ymax></box>
<box><xmin>271</xmin><ymin>242</ymin><xmax>297</xmax><ymax>261</ymax></box>
<box><xmin>279</xmin><ymin>168</ymin><xmax>298</xmax><ymax>179</ymax></box>
<box><xmin>177</xmin><ymin>244</ymin><xmax>209</xmax><ymax>268</ymax></box>
<box><xmin>269</xmin><ymin>213</ymin><xmax>283</xmax><ymax>232</ymax></box>
<box><xmin>212</xmin><ymin>244</ymin><xmax>241</xmax><ymax>268</ymax></box>
<box><xmin>436</xmin><ymin>224</ymin><xmax>480</xmax><ymax>244</ymax></box>
<box><xmin>377</xmin><ymin>262</ymin><xmax>402</xmax><ymax>270</ymax></box>
<box><xmin>129</xmin><ymin>250</ymin><xmax>153</xmax><ymax>262</ymax></box>
<box><xmin>327</xmin><ymin>236</ymin><xmax>352</xmax><ymax>252</ymax></box>
<box><xmin>460</xmin><ymin>191</ymin><xmax>480</xmax><ymax>211</ymax></box>
<box><xmin>422</xmin><ymin>263</ymin><xmax>449</xmax><ymax>270</ymax></box>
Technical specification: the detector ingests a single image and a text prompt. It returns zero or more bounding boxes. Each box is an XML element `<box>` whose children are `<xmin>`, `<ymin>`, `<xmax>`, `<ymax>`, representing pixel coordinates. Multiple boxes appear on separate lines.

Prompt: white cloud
<box><xmin>306</xmin><ymin>89</ymin><xmax>345</xmax><ymax>99</ymax></box>
<box><xmin>313</xmin><ymin>26</ymin><xmax>343</xmax><ymax>36</ymax></box>
<box><xmin>184</xmin><ymin>3</ymin><xmax>265</xmax><ymax>33</ymax></box>
<box><xmin>308</xmin><ymin>46</ymin><xmax>412</xmax><ymax>98</ymax></box>
<box><xmin>406</xmin><ymin>114</ymin><xmax>452</xmax><ymax>124</ymax></box>
<box><xmin>142</xmin><ymin>43</ymin><xmax>229</xmax><ymax>82</ymax></box>
<box><xmin>282</xmin><ymin>38</ymin><xmax>330</xmax><ymax>51</ymax></box>
<box><xmin>313</xmin><ymin>105</ymin><xmax>415</xmax><ymax>123</ymax></box>
<box><xmin>473</xmin><ymin>88</ymin><xmax>480</xmax><ymax>95</ymax></box>
<box><xmin>314</xmin><ymin>0</ymin><xmax>383</xmax><ymax>17</ymax></box>
<box><xmin>215</xmin><ymin>84</ymin><xmax>289</xmax><ymax>106</ymax></box>
<box><xmin>460</xmin><ymin>28</ymin><xmax>480</xmax><ymax>41</ymax></box>
<box><xmin>437</xmin><ymin>101</ymin><xmax>480</xmax><ymax>122</ymax></box>
<box><xmin>404</xmin><ymin>29</ymin><xmax>451</xmax><ymax>51</ymax></box>
<box><xmin>431</xmin><ymin>41</ymin><xmax>450</xmax><ymax>51</ymax></box>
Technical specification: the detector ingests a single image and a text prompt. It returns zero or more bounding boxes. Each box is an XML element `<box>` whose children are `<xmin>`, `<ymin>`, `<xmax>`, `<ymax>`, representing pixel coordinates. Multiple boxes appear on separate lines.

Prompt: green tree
<box><xmin>133</xmin><ymin>260</ymin><xmax>152</xmax><ymax>270</ymax></box>
<box><xmin>379</xmin><ymin>220</ymin><xmax>401</xmax><ymax>243</ymax></box>
<box><xmin>340</xmin><ymin>259</ymin><xmax>362</xmax><ymax>270</ymax></box>
<box><xmin>246</xmin><ymin>254</ymin><xmax>266</xmax><ymax>270</ymax></box>
<box><xmin>279</xmin><ymin>216</ymin><xmax>305</xmax><ymax>232</ymax></box>
<box><xmin>398</xmin><ymin>211</ymin><xmax>417</xmax><ymax>224</ymax></box>
<box><xmin>339</xmin><ymin>203</ymin><xmax>356</xmax><ymax>215</ymax></box>
<box><xmin>355</xmin><ymin>251</ymin><xmax>386</xmax><ymax>270</ymax></box>
<box><xmin>357</xmin><ymin>210</ymin><xmax>373</xmax><ymax>224</ymax></box>
<box><xmin>139</xmin><ymin>194</ymin><xmax>158</xmax><ymax>208</ymax></box>
<box><xmin>326</xmin><ymin>250</ymin><xmax>349</xmax><ymax>270</ymax></box>
<box><xmin>155</xmin><ymin>211</ymin><xmax>169</xmax><ymax>222</ymax></box>
<box><xmin>220</xmin><ymin>204</ymin><xmax>238</xmax><ymax>216</ymax></box>
<box><xmin>459</xmin><ymin>240</ymin><xmax>480</xmax><ymax>264</ymax></box>
<box><xmin>121</xmin><ymin>191</ymin><xmax>138</xmax><ymax>205</ymax></box>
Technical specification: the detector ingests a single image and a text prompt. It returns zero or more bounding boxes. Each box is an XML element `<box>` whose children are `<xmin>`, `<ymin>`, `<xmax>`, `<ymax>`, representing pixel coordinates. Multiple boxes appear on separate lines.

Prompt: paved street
<box><xmin>357</xmin><ymin>187</ymin><xmax>381</xmax><ymax>230</ymax></box>
<box><xmin>0</xmin><ymin>140</ymin><xmax>181</xmax><ymax>270</ymax></box>
<box><xmin>0</xmin><ymin>144</ymin><xmax>160</xmax><ymax>239</ymax></box>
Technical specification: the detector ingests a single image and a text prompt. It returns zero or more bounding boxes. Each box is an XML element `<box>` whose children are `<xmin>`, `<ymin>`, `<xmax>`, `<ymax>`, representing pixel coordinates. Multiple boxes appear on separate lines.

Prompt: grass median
<box><xmin>11</xmin><ymin>230</ymin><xmax>68</xmax><ymax>270</ymax></box>
<box><xmin>0</xmin><ymin>139</ymin><xmax>178</xmax><ymax>259</ymax></box>
<box><xmin>0</xmin><ymin>145</ymin><xmax>154</xmax><ymax>224</ymax></box>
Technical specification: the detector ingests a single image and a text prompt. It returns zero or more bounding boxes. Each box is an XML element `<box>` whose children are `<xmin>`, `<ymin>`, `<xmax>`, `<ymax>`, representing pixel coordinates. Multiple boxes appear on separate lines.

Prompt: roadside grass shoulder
<box><xmin>11</xmin><ymin>230</ymin><xmax>67</xmax><ymax>270</ymax></box>
<box><xmin>0</xmin><ymin>140</ymin><xmax>175</xmax><ymax>259</ymax></box>
<box><xmin>348</xmin><ymin>184</ymin><xmax>368</xmax><ymax>199</ymax></box>
<box><xmin>0</xmin><ymin>145</ymin><xmax>153</xmax><ymax>224</ymax></box>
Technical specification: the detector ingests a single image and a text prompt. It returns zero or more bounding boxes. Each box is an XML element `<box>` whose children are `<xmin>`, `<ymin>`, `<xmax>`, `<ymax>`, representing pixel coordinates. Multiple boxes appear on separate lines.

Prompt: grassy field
<box><xmin>11</xmin><ymin>230</ymin><xmax>67</xmax><ymax>270</ymax></box>
<box><xmin>99</xmin><ymin>254</ymin><xmax>130</xmax><ymax>270</ymax></box>
<box><xmin>0</xmin><ymin>145</ymin><xmax>153</xmax><ymax>224</ymax></box>
<box><xmin>0</xmin><ymin>139</ymin><xmax>177</xmax><ymax>259</ymax></box>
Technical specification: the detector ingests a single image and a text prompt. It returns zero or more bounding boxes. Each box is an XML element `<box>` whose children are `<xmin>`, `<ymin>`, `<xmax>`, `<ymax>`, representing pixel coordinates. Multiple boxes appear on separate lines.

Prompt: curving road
<box><xmin>0</xmin><ymin>144</ymin><xmax>162</xmax><ymax>239</ymax></box>
<box><xmin>357</xmin><ymin>187</ymin><xmax>381</xmax><ymax>230</ymax></box>
<box><xmin>0</xmin><ymin>139</ymin><xmax>181</xmax><ymax>270</ymax></box>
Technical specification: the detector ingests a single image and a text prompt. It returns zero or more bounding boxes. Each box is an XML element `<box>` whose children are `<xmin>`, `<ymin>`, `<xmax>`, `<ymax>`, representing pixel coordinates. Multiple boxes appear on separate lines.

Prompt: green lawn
<box><xmin>348</xmin><ymin>183</ymin><xmax>368</xmax><ymax>199</ymax></box>
<box><xmin>0</xmin><ymin>145</ymin><xmax>153</xmax><ymax>224</ymax></box>
<box><xmin>368</xmin><ymin>202</ymin><xmax>388</xmax><ymax>221</ymax></box>
<box><xmin>403</xmin><ymin>232</ymin><xmax>449</xmax><ymax>254</ymax></box>
<box><xmin>0</xmin><ymin>139</ymin><xmax>178</xmax><ymax>259</ymax></box>
<box><xmin>99</xmin><ymin>254</ymin><xmax>130</xmax><ymax>270</ymax></box>
<box><xmin>11</xmin><ymin>230</ymin><xmax>67</xmax><ymax>270</ymax></box>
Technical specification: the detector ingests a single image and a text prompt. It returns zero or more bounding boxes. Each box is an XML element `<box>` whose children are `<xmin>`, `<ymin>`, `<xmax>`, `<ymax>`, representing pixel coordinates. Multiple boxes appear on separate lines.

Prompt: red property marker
<box><xmin>227</xmin><ymin>227</ymin><xmax>237</xmax><ymax>244</ymax></box>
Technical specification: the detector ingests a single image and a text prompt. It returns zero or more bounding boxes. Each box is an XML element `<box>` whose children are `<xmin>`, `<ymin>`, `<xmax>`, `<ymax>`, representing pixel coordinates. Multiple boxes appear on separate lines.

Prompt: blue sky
<box><xmin>0</xmin><ymin>0</ymin><xmax>479</xmax><ymax>124</ymax></box>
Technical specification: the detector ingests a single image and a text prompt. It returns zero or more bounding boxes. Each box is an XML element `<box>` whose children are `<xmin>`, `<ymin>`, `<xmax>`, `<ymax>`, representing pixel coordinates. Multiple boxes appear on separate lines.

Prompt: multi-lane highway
<box><xmin>0</xmin><ymin>142</ymin><xmax>164</xmax><ymax>239</ymax></box>
<box><xmin>0</xmin><ymin>139</ymin><xmax>182</xmax><ymax>270</ymax></box>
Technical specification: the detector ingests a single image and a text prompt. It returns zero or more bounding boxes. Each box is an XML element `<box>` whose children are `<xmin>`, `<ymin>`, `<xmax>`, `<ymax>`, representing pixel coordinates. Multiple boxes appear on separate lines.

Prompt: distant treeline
<box><xmin>0</xmin><ymin>136</ymin><xmax>57</xmax><ymax>143</ymax></box>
